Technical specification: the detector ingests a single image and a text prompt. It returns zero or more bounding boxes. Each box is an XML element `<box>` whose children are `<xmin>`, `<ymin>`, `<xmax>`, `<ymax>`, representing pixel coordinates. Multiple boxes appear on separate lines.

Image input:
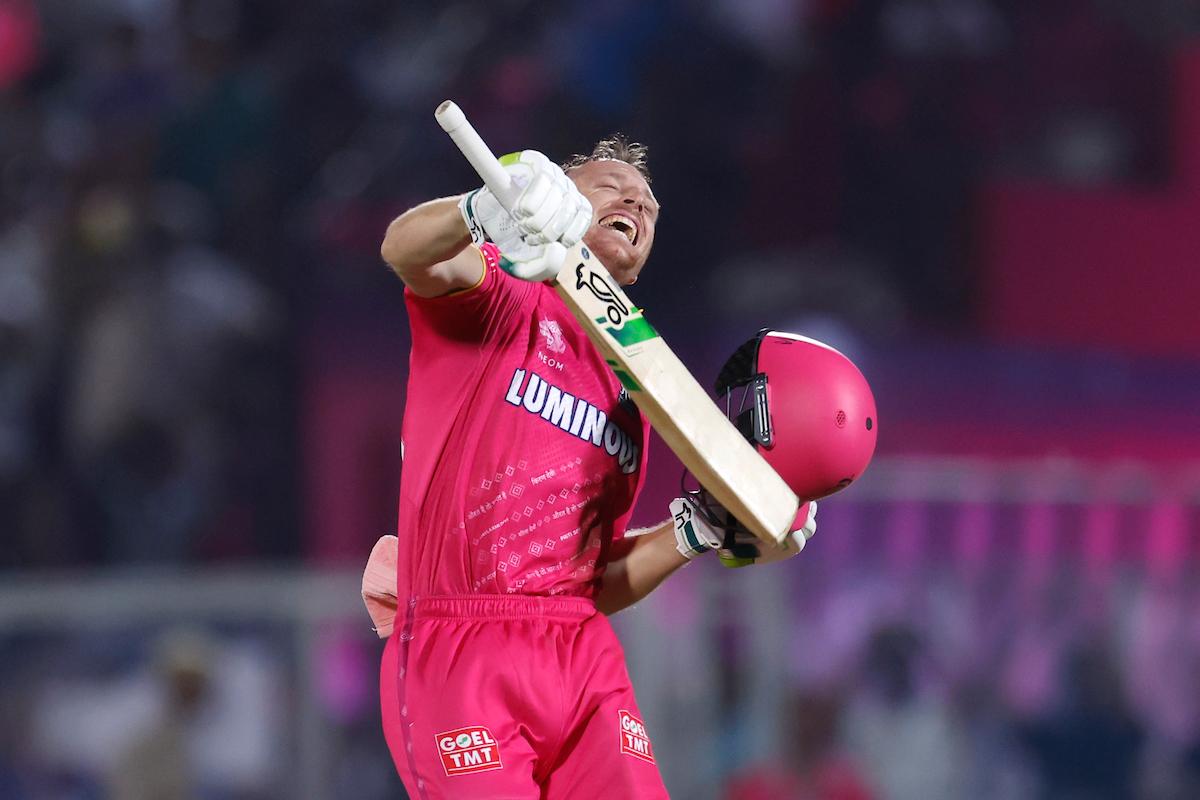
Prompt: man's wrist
<box><xmin>458</xmin><ymin>190</ymin><xmax>487</xmax><ymax>245</ymax></box>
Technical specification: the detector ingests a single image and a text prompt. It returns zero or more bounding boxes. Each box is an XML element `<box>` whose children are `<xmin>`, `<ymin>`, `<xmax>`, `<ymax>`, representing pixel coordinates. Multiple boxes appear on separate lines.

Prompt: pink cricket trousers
<box><xmin>380</xmin><ymin>595</ymin><xmax>670</xmax><ymax>799</ymax></box>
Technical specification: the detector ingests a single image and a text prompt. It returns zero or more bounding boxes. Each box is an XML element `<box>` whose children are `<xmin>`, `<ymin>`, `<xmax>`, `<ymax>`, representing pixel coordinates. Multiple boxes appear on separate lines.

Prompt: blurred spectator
<box><xmin>0</xmin><ymin>211</ymin><xmax>59</xmax><ymax>565</ymax></box>
<box><xmin>842</xmin><ymin>625</ymin><xmax>967</xmax><ymax>800</ymax></box>
<box><xmin>951</xmin><ymin>679</ymin><xmax>1037</xmax><ymax>800</ymax></box>
<box><xmin>25</xmin><ymin>627</ymin><xmax>285</xmax><ymax>798</ymax></box>
<box><xmin>60</xmin><ymin>181</ymin><xmax>280</xmax><ymax>562</ymax></box>
<box><xmin>723</xmin><ymin>690</ymin><xmax>873</xmax><ymax>800</ymax></box>
<box><xmin>1016</xmin><ymin>641</ymin><xmax>1146</xmax><ymax>800</ymax></box>
<box><xmin>109</xmin><ymin>629</ymin><xmax>214</xmax><ymax>800</ymax></box>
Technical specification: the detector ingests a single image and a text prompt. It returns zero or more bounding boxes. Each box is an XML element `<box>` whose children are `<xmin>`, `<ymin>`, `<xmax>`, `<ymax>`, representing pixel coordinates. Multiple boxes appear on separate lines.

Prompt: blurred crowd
<box><xmin>643</xmin><ymin>483</ymin><xmax>1200</xmax><ymax>800</ymax></box>
<box><xmin>9</xmin><ymin>544</ymin><xmax>1200</xmax><ymax>800</ymax></box>
<box><xmin>720</xmin><ymin>619</ymin><xmax>1200</xmax><ymax>800</ymax></box>
<box><xmin>0</xmin><ymin>622</ymin><xmax>395</xmax><ymax>800</ymax></box>
<box><xmin>2</xmin><ymin>0</ymin><xmax>305</xmax><ymax>567</ymax></box>
<box><xmin>3</xmin><ymin>0</ymin><xmax>1195</xmax><ymax>568</ymax></box>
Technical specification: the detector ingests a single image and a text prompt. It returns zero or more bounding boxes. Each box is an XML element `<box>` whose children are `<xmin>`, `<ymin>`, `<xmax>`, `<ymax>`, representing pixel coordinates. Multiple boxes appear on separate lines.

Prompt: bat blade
<box><xmin>435</xmin><ymin>100</ymin><xmax>799</xmax><ymax>544</ymax></box>
<box><xmin>551</xmin><ymin>244</ymin><xmax>798</xmax><ymax>544</ymax></box>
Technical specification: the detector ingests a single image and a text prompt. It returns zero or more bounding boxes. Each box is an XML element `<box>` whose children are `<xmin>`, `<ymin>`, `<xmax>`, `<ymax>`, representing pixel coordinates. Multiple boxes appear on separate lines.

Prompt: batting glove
<box><xmin>670</xmin><ymin>496</ymin><xmax>817</xmax><ymax>567</ymax></box>
<box><xmin>671</xmin><ymin>495</ymin><xmax>722</xmax><ymax>559</ymax></box>
<box><xmin>458</xmin><ymin>150</ymin><xmax>593</xmax><ymax>283</ymax></box>
<box><xmin>505</xmin><ymin>150</ymin><xmax>593</xmax><ymax>246</ymax></box>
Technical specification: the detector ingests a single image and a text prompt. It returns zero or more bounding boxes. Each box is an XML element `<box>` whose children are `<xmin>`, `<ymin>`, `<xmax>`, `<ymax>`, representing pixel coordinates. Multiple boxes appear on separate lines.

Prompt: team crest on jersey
<box><xmin>617</xmin><ymin>710</ymin><xmax>655</xmax><ymax>764</ymax></box>
<box><xmin>436</xmin><ymin>725</ymin><xmax>503</xmax><ymax>776</ymax></box>
<box><xmin>539</xmin><ymin>318</ymin><xmax>567</xmax><ymax>354</ymax></box>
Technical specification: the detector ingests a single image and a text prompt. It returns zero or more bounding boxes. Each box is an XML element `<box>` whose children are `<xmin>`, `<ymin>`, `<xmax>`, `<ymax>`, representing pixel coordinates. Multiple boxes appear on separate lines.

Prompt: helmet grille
<box><xmin>714</xmin><ymin>330</ymin><xmax>770</xmax><ymax>396</ymax></box>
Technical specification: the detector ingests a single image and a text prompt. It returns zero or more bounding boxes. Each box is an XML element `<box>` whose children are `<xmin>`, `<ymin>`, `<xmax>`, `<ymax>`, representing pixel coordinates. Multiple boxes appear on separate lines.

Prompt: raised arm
<box><xmin>383</xmin><ymin>147</ymin><xmax>592</xmax><ymax>299</ymax></box>
<box><xmin>380</xmin><ymin>196</ymin><xmax>484</xmax><ymax>298</ymax></box>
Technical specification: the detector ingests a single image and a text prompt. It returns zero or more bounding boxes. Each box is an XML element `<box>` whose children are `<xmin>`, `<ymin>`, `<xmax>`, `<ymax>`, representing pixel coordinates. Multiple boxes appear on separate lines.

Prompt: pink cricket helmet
<box><xmin>715</xmin><ymin>330</ymin><xmax>878</xmax><ymax>502</ymax></box>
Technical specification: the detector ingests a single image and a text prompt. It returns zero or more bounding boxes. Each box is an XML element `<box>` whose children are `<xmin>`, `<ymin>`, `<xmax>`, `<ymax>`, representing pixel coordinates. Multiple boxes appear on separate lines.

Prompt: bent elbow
<box><xmin>380</xmin><ymin>220</ymin><xmax>403</xmax><ymax>268</ymax></box>
<box><xmin>380</xmin><ymin>220</ymin><xmax>416</xmax><ymax>279</ymax></box>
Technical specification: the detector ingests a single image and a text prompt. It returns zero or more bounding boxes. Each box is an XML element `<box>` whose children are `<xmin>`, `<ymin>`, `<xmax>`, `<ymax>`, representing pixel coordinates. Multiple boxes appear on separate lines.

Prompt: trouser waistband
<box><xmin>411</xmin><ymin>594</ymin><xmax>596</xmax><ymax>621</ymax></box>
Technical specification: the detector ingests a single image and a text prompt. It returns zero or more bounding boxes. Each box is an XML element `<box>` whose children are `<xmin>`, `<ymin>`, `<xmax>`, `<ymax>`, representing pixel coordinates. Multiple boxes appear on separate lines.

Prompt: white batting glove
<box><xmin>504</xmin><ymin>150</ymin><xmax>593</xmax><ymax>247</ymax></box>
<box><xmin>458</xmin><ymin>150</ymin><xmax>592</xmax><ymax>283</ymax></box>
<box><xmin>671</xmin><ymin>496</ymin><xmax>723</xmax><ymax>559</ymax></box>
<box><xmin>670</xmin><ymin>496</ymin><xmax>817</xmax><ymax>567</ymax></box>
<box><xmin>460</xmin><ymin>187</ymin><xmax>566</xmax><ymax>281</ymax></box>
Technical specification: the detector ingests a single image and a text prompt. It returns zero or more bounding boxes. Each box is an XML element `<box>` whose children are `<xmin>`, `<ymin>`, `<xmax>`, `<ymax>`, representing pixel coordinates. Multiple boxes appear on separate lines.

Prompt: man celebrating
<box><xmin>370</xmin><ymin>136</ymin><xmax>816</xmax><ymax>799</ymax></box>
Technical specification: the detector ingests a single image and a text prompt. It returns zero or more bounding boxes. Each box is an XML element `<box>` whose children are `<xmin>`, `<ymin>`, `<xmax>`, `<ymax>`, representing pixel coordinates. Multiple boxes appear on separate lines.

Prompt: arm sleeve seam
<box><xmin>444</xmin><ymin>245</ymin><xmax>489</xmax><ymax>296</ymax></box>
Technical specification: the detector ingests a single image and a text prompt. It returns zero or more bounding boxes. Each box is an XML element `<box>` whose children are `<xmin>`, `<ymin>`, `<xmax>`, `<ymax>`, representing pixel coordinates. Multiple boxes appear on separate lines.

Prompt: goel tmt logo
<box><xmin>436</xmin><ymin>725</ymin><xmax>503</xmax><ymax>776</ymax></box>
<box><xmin>618</xmin><ymin>710</ymin><xmax>655</xmax><ymax>764</ymax></box>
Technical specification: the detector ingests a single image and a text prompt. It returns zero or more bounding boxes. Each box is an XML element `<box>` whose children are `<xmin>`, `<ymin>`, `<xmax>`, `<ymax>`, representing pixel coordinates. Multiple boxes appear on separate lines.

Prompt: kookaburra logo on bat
<box><xmin>575</xmin><ymin>261</ymin><xmax>629</xmax><ymax>325</ymax></box>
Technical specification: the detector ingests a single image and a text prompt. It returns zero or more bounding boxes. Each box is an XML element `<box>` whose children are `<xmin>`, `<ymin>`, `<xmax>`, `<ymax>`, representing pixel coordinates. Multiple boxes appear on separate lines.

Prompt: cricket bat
<box><xmin>435</xmin><ymin>100</ymin><xmax>799</xmax><ymax>544</ymax></box>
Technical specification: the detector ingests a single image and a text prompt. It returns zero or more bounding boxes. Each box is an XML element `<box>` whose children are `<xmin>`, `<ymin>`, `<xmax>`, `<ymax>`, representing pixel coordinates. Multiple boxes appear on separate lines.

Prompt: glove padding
<box><xmin>458</xmin><ymin>150</ymin><xmax>593</xmax><ymax>283</ymax></box>
<box><xmin>505</xmin><ymin>150</ymin><xmax>593</xmax><ymax>246</ymax></box>
<box><xmin>670</xmin><ymin>496</ymin><xmax>817</xmax><ymax>567</ymax></box>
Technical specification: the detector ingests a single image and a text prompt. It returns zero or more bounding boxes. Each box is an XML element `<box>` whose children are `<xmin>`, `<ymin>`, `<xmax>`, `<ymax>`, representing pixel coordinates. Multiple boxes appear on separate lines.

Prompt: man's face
<box><xmin>567</xmin><ymin>160</ymin><xmax>658</xmax><ymax>286</ymax></box>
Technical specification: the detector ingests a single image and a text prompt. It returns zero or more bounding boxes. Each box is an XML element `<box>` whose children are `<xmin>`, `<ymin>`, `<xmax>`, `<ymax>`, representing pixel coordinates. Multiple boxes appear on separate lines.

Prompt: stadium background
<box><xmin>2</xmin><ymin>0</ymin><xmax>1200</xmax><ymax>798</ymax></box>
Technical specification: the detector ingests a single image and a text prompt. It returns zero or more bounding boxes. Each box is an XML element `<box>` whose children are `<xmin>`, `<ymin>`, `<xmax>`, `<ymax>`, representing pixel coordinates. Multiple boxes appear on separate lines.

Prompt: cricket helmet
<box><xmin>714</xmin><ymin>329</ymin><xmax>877</xmax><ymax>502</ymax></box>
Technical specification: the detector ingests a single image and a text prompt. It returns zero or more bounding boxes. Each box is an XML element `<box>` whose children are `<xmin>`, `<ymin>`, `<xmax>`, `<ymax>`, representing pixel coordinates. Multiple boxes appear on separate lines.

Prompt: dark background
<box><xmin>2</xmin><ymin>1</ymin><xmax>1200</xmax><ymax>798</ymax></box>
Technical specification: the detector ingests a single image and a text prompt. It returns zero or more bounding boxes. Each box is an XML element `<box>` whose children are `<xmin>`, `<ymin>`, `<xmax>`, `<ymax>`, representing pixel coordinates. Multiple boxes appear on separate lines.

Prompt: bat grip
<box><xmin>435</xmin><ymin>100</ymin><xmax>521</xmax><ymax>210</ymax></box>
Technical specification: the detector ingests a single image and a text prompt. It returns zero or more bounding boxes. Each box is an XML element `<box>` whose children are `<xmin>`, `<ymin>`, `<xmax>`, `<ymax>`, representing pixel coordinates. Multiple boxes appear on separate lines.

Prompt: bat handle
<box><xmin>435</xmin><ymin>100</ymin><xmax>522</xmax><ymax>210</ymax></box>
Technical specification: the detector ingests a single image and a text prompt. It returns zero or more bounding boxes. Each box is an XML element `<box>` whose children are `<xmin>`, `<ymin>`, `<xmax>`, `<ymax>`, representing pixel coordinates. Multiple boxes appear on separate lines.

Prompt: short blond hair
<box><xmin>562</xmin><ymin>134</ymin><xmax>652</xmax><ymax>184</ymax></box>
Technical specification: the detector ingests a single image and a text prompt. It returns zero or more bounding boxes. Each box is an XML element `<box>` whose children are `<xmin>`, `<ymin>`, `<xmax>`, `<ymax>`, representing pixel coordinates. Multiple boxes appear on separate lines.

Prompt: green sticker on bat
<box><xmin>604</xmin><ymin>316</ymin><xmax>658</xmax><ymax>346</ymax></box>
<box><xmin>606</xmin><ymin>360</ymin><xmax>643</xmax><ymax>392</ymax></box>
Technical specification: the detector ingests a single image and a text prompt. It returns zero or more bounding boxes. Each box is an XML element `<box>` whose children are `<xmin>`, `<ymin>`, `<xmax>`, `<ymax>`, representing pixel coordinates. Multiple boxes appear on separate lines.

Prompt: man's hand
<box><xmin>670</xmin><ymin>496</ymin><xmax>817</xmax><ymax>567</ymax></box>
<box><xmin>458</xmin><ymin>150</ymin><xmax>592</xmax><ymax>282</ymax></box>
<box><xmin>505</xmin><ymin>151</ymin><xmax>593</xmax><ymax>246</ymax></box>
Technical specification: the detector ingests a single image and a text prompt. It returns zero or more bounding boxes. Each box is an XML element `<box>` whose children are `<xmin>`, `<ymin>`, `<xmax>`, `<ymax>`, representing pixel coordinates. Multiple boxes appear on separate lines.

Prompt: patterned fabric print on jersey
<box><xmin>399</xmin><ymin>244</ymin><xmax>647</xmax><ymax>600</ymax></box>
<box><xmin>464</xmin><ymin>320</ymin><xmax>643</xmax><ymax>595</ymax></box>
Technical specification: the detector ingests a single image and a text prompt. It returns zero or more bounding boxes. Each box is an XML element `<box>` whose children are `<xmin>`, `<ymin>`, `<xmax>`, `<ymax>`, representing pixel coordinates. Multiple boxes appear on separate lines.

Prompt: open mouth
<box><xmin>598</xmin><ymin>213</ymin><xmax>638</xmax><ymax>245</ymax></box>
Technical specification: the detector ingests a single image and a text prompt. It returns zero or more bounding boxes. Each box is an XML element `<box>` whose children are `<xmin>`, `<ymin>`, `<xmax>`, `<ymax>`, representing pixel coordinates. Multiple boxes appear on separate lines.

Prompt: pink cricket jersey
<box><xmin>396</xmin><ymin>244</ymin><xmax>649</xmax><ymax>601</ymax></box>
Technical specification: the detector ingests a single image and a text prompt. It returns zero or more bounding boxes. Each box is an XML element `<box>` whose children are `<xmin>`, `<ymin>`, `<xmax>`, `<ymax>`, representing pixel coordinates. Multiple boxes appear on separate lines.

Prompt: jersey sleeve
<box><xmin>404</xmin><ymin>243</ymin><xmax>538</xmax><ymax>343</ymax></box>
